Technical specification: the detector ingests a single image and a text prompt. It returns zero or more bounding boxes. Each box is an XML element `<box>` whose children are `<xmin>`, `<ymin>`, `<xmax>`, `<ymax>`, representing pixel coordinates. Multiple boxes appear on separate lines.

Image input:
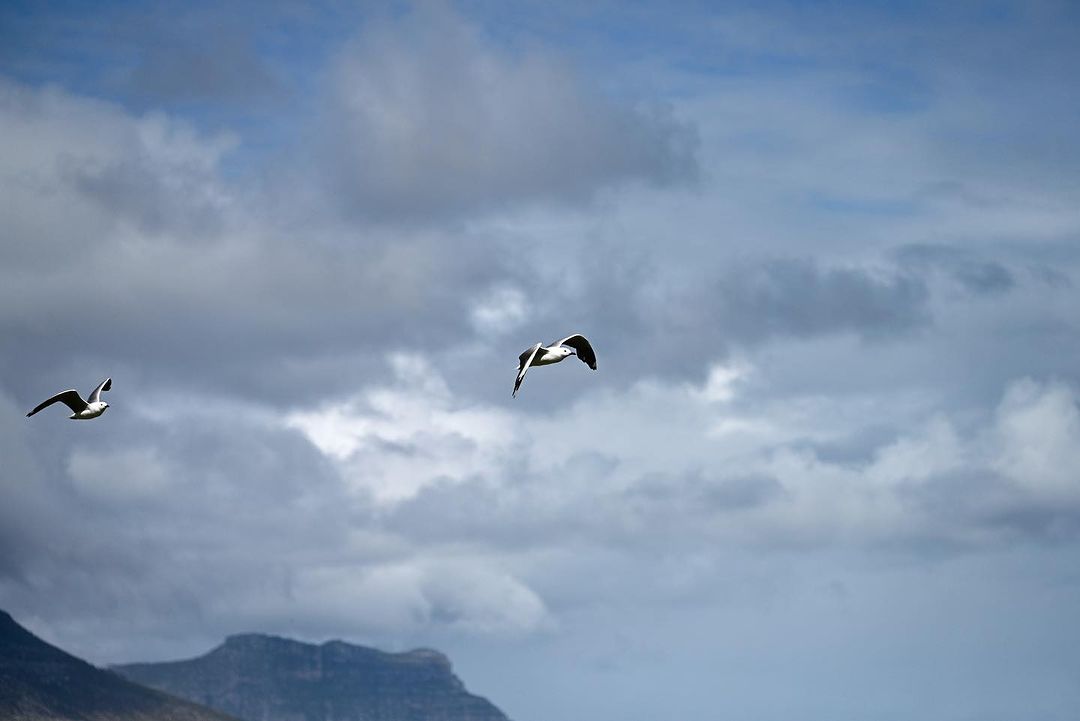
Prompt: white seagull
<box><xmin>514</xmin><ymin>334</ymin><xmax>597</xmax><ymax>397</ymax></box>
<box><xmin>26</xmin><ymin>378</ymin><xmax>112</xmax><ymax>420</ymax></box>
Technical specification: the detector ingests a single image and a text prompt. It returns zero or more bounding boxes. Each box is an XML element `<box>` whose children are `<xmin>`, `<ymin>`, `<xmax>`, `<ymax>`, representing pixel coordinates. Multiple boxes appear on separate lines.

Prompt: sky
<box><xmin>2</xmin><ymin>1</ymin><xmax>1080</xmax><ymax>719</ymax></box>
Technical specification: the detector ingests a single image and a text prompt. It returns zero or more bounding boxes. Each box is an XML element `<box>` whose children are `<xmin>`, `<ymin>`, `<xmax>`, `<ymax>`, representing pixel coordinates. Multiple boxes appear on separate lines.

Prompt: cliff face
<box><xmin>113</xmin><ymin>634</ymin><xmax>510</xmax><ymax>721</ymax></box>
<box><xmin>0</xmin><ymin>609</ymin><xmax>237</xmax><ymax>721</ymax></box>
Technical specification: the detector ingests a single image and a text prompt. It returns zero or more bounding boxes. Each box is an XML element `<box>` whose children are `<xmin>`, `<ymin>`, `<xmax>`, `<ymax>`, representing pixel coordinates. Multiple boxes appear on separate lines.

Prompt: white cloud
<box><xmin>470</xmin><ymin>285</ymin><xmax>529</xmax><ymax>335</ymax></box>
<box><xmin>287</xmin><ymin>354</ymin><xmax>517</xmax><ymax>504</ymax></box>
<box><xmin>868</xmin><ymin>416</ymin><xmax>967</xmax><ymax>487</ymax></box>
<box><xmin>230</xmin><ymin>556</ymin><xmax>551</xmax><ymax>638</ymax></box>
<box><xmin>288</xmin><ymin>341</ymin><xmax>1080</xmax><ymax>556</ymax></box>
<box><xmin>412</xmin><ymin>559</ymin><xmax>552</xmax><ymax>636</ymax></box>
<box><xmin>696</xmin><ymin>358</ymin><xmax>753</xmax><ymax>403</ymax></box>
<box><xmin>992</xmin><ymin>378</ymin><xmax>1080</xmax><ymax>502</ymax></box>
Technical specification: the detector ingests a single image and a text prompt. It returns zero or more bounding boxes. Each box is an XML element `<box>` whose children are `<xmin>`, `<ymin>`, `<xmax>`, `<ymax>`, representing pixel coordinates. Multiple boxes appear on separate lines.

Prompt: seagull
<box><xmin>26</xmin><ymin>378</ymin><xmax>112</xmax><ymax>420</ymax></box>
<box><xmin>514</xmin><ymin>334</ymin><xmax>596</xmax><ymax>397</ymax></box>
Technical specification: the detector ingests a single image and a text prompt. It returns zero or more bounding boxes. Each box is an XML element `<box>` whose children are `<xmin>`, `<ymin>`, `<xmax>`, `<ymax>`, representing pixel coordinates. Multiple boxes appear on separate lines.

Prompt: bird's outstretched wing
<box><xmin>553</xmin><ymin>334</ymin><xmax>597</xmax><ymax>370</ymax></box>
<box><xmin>513</xmin><ymin>343</ymin><xmax>543</xmax><ymax>398</ymax></box>
<box><xmin>88</xmin><ymin>377</ymin><xmax>112</xmax><ymax>404</ymax></box>
<box><xmin>27</xmin><ymin>390</ymin><xmax>87</xmax><ymax>417</ymax></box>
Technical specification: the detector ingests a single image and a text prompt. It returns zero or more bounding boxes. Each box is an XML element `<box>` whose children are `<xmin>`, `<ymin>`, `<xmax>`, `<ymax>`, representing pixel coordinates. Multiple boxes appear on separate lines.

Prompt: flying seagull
<box><xmin>514</xmin><ymin>334</ymin><xmax>596</xmax><ymax>397</ymax></box>
<box><xmin>26</xmin><ymin>378</ymin><xmax>112</xmax><ymax>419</ymax></box>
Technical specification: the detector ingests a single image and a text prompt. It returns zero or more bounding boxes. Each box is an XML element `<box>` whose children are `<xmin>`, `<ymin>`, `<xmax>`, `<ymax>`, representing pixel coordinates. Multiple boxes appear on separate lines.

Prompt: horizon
<box><xmin>2</xmin><ymin>2</ymin><xmax>1080</xmax><ymax>720</ymax></box>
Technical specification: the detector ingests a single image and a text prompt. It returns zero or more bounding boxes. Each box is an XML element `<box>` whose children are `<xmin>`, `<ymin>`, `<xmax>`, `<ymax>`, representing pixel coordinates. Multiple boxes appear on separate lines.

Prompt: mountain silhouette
<box><xmin>114</xmin><ymin>632</ymin><xmax>511</xmax><ymax>721</ymax></box>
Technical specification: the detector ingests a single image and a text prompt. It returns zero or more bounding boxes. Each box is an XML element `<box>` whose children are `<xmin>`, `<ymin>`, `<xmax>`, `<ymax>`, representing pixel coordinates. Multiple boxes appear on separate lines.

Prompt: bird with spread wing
<box><xmin>27</xmin><ymin>378</ymin><xmax>112</xmax><ymax>420</ymax></box>
<box><xmin>514</xmin><ymin>334</ymin><xmax>597</xmax><ymax>397</ymax></box>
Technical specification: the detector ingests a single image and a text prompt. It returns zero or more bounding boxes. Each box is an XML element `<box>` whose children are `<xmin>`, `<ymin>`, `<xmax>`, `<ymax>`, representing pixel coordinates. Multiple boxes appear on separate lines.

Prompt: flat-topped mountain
<box><xmin>113</xmin><ymin>633</ymin><xmax>511</xmax><ymax>721</ymax></box>
<box><xmin>0</xmin><ymin>609</ymin><xmax>237</xmax><ymax>721</ymax></box>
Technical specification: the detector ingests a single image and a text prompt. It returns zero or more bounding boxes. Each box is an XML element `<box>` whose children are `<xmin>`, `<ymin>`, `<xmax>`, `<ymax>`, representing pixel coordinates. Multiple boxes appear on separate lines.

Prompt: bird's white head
<box><xmin>562</xmin><ymin>347</ymin><xmax>573</xmax><ymax>357</ymax></box>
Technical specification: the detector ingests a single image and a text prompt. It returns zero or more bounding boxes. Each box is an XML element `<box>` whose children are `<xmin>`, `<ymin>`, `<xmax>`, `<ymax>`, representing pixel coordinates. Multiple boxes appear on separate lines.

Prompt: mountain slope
<box><xmin>0</xmin><ymin>609</ymin><xmax>237</xmax><ymax>721</ymax></box>
<box><xmin>114</xmin><ymin>633</ymin><xmax>510</xmax><ymax>721</ymax></box>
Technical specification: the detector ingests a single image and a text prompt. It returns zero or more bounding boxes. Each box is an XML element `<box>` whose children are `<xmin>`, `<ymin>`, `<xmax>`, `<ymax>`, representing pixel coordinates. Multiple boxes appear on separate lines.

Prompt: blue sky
<box><xmin>2</xmin><ymin>2</ymin><xmax>1080</xmax><ymax>720</ymax></box>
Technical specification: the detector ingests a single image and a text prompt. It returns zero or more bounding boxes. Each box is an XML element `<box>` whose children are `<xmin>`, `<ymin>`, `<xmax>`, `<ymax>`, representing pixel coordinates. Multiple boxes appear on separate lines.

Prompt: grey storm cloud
<box><xmin>712</xmin><ymin>258</ymin><xmax>930</xmax><ymax>341</ymax></box>
<box><xmin>381</xmin><ymin>465</ymin><xmax>783</xmax><ymax>554</ymax></box>
<box><xmin>0</xmin><ymin>75</ymin><xmax>518</xmax><ymax>406</ymax></box>
<box><xmin>0</xmin><ymin>0</ymin><xmax>703</xmax><ymax>408</ymax></box>
<box><xmin>319</xmin><ymin>3</ymin><xmax>698</xmax><ymax>220</ymax></box>
<box><xmin>898</xmin><ymin>466</ymin><xmax>1080</xmax><ymax>552</ymax></box>
<box><xmin>529</xmin><ymin>253</ymin><xmax>934</xmax><ymax>387</ymax></box>
<box><xmin>629</xmin><ymin>470</ymin><xmax>785</xmax><ymax>513</ymax></box>
<box><xmin>894</xmin><ymin>243</ymin><xmax>1015</xmax><ymax>296</ymax></box>
<box><xmin>61</xmin><ymin>151</ymin><xmax>230</xmax><ymax>237</ymax></box>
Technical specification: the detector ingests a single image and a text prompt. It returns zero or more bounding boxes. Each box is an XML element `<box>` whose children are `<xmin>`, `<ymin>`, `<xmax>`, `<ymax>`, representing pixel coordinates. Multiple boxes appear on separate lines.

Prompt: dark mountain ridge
<box><xmin>114</xmin><ymin>632</ymin><xmax>510</xmax><ymax>721</ymax></box>
<box><xmin>0</xmin><ymin>608</ymin><xmax>237</xmax><ymax>721</ymax></box>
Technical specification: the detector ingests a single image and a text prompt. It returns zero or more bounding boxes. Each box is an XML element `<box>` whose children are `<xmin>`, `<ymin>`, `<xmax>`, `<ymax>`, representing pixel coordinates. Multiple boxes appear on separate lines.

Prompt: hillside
<box><xmin>114</xmin><ymin>632</ymin><xmax>511</xmax><ymax>721</ymax></box>
<box><xmin>0</xmin><ymin>609</ymin><xmax>237</xmax><ymax>721</ymax></box>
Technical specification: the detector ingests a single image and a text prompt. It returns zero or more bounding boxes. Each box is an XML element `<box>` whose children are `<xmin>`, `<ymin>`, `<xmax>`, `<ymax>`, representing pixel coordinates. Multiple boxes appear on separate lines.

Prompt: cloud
<box><xmin>753</xmin><ymin>378</ymin><xmax>1080</xmax><ymax>550</ymax></box>
<box><xmin>695</xmin><ymin>359</ymin><xmax>753</xmax><ymax>403</ymax></box>
<box><xmin>1</xmin><ymin>355</ymin><xmax>565</xmax><ymax>660</ymax></box>
<box><xmin>0</xmin><ymin>392</ymin><xmax>60</xmax><ymax>581</ymax></box>
<box><xmin>712</xmin><ymin>258</ymin><xmax>930</xmax><ymax>342</ymax></box>
<box><xmin>527</xmin><ymin>254</ymin><xmax>933</xmax><ymax>388</ymax></box>
<box><xmin>895</xmin><ymin>243</ymin><xmax>1015</xmax><ymax>296</ymax></box>
<box><xmin>470</xmin><ymin>285</ymin><xmax>529</xmax><ymax>336</ymax></box>
<box><xmin>319</xmin><ymin>2</ymin><xmax>697</xmax><ymax>220</ymax></box>
<box><xmin>287</xmin><ymin>354</ymin><xmax>517</xmax><ymax>504</ymax></box>
<box><xmin>0</xmin><ymin>78</ymin><xmax>234</xmax><ymax>267</ymax></box>
<box><xmin>291</xmin><ymin>355</ymin><xmax>1080</xmax><ymax>559</ymax></box>
<box><xmin>234</xmin><ymin>556</ymin><xmax>551</xmax><ymax>639</ymax></box>
<box><xmin>0</xmin><ymin>76</ymin><xmax>519</xmax><ymax>405</ymax></box>
<box><xmin>991</xmin><ymin>378</ymin><xmax>1080</xmax><ymax>505</ymax></box>
<box><xmin>403</xmin><ymin>559</ymin><xmax>551</xmax><ymax>635</ymax></box>
<box><xmin>59</xmin><ymin>117</ymin><xmax>237</xmax><ymax>237</ymax></box>
<box><xmin>67</xmin><ymin>447</ymin><xmax>172</xmax><ymax>501</ymax></box>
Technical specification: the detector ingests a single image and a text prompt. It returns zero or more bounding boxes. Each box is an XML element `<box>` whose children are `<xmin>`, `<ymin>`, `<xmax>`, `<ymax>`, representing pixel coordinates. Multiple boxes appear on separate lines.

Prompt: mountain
<box><xmin>0</xmin><ymin>609</ymin><xmax>237</xmax><ymax>721</ymax></box>
<box><xmin>113</xmin><ymin>633</ymin><xmax>511</xmax><ymax>721</ymax></box>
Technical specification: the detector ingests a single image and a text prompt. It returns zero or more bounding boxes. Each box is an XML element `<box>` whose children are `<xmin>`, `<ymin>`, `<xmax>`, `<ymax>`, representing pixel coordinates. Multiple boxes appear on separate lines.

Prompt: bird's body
<box><xmin>531</xmin><ymin>347</ymin><xmax>573</xmax><ymax>367</ymax></box>
<box><xmin>514</xmin><ymin>334</ymin><xmax>597</xmax><ymax>397</ymax></box>
<box><xmin>67</xmin><ymin>400</ymin><xmax>109</xmax><ymax>420</ymax></box>
<box><xmin>27</xmin><ymin>378</ymin><xmax>112</xmax><ymax>419</ymax></box>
